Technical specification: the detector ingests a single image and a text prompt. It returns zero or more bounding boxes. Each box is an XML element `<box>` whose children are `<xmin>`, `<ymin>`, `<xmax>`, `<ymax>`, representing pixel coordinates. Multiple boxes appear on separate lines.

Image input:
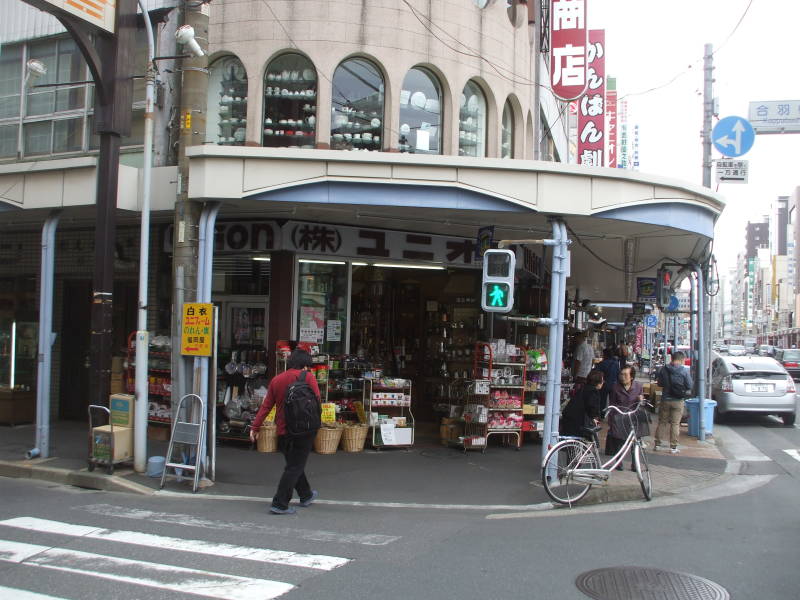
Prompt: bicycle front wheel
<box><xmin>541</xmin><ymin>439</ymin><xmax>599</xmax><ymax>505</ymax></box>
<box><xmin>633</xmin><ymin>442</ymin><xmax>652</xmax><ymax>501</ymax></box>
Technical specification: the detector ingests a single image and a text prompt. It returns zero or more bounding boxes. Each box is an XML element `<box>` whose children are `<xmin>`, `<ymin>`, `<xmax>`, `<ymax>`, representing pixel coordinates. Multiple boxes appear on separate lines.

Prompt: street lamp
<box><xmin>24</xmin><ymin>59</ymin><xmax>47</xmax><ymax>87</ymax></box>
<box><xmin>175</xmin><ymin>25</ymin><xmax>205</xmax><ymax>58</ymax></box>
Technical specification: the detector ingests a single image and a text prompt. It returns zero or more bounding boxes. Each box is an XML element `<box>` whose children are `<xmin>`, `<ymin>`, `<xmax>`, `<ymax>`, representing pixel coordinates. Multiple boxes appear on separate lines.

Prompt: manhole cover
<box><xmin>576</xmin><ymin>567</ymin><xmax>730</xmax><ymax>600</ymax></box>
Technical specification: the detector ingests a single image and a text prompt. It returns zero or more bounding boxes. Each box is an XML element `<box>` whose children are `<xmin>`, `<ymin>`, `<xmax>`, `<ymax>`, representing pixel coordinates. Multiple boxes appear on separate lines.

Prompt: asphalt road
<box><xmin>1</xmin><ymin>415</ymin><xmax>798</xmax><ymax>600</ymax></box>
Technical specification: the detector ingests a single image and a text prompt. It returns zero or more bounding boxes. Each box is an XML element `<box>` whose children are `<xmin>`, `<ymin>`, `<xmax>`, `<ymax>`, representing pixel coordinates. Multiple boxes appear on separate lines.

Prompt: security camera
<box><xmin>175</xmin><ymin>25</ymin><xmax>204</xmax><ymax>58</ymax></box>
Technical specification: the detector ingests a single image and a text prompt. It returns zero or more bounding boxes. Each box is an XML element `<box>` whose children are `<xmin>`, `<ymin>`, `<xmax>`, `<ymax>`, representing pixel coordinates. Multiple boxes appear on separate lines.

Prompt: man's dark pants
<box><xmin>273</xmin><ymin>432</ymin><xmax>315</xmax><ymax>510</ymax></box>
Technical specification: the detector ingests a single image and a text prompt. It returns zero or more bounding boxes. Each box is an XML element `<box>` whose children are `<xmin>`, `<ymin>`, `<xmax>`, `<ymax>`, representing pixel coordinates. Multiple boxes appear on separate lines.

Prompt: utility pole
<box><xmin>701</xmin><ymin>43</ymin><xmax>714</xmax><ymax>188</ymax></box>
<box><xmin>171</xmin><ymin>2</ymin><xmax>209</xmax><ymax>411</ymax></box>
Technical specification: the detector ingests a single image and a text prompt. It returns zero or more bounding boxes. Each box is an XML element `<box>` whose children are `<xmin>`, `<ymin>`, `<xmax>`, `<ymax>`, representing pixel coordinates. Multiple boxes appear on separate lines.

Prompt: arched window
<box><xmin>331</xmin><ymin>57</ymin><xmax>384</xmax><ymax>151</ymax></box>
<box><xmin>207</xmin><ymin>56</ymin><xmax>248</xmax><ymax>146</ymax></box>
<box><xmin>398</xmin><ymin>67</ymin><xmax>442</xmax><ymax>155</ymax></box>
<box><xmin>459</xmin><ymin>80</ymin><xmax>487</xmax><ymax>157</ymax></box>
<box><xmin>263</xmin><ymin>53</ymin><xmax>317</xmax><ymax>148</ymax></box>
<box><xmin>501</xmin><ymin>99</ymin><xmax>515</xmax><ymax>158</ymax></box>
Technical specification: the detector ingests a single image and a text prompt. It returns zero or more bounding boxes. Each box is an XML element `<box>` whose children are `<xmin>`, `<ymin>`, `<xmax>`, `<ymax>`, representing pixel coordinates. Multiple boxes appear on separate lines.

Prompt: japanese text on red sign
<box><xmin>577</xmin><ymin>29</ymin><xmax>605</xmax><ymax>166</ymax></box>
<box><xmin>549</xmin><ymin>0</ymin><xmax>589</xmax><ymax>101</ymax></box>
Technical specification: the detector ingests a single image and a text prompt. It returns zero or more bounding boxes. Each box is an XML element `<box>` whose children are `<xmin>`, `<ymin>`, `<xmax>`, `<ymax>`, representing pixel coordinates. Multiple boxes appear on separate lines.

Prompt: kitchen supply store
<box><xmin>0</xmin><ymin>149</ymin><xmax>723</xmax><ymax>460</ymax></box>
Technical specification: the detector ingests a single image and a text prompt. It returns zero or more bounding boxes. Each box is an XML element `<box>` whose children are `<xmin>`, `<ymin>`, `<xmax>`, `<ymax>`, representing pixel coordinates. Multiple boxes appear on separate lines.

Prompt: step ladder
<box><xmin>160</xmin><ymin>393</ymin><xmax>205</xmax><ymax>493</ymax></box>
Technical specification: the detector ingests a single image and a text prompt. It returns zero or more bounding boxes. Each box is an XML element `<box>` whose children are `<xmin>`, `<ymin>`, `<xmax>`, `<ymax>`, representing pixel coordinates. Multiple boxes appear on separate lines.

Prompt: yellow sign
<box><xmin>321</xmin><ymin>403</ymin><xmax>336</xmax><ymax>423</ymax></box>
<box><xmin>35</xmin><ymin>0</ymin><xmax>117</xmax><ymax>33</ymax></box>
<box><xmin>181</xmin><ymin>302</ymin><xmax>213</xmax><ymax>356</ymax></box>
<box><xmin>184</xmin><ymin>111</ymin><xmax>192</xmax><ymax>130</ymax></box>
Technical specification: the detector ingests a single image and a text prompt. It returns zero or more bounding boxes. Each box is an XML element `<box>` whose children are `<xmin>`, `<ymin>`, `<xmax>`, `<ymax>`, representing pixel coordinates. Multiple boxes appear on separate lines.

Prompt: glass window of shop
<box><xmin>0</xmin><ymin>44</ymin><xmax>22</xmax><ymax>120</ymax></box>
<box><xmin>501</xmin><ymin>98</ymin><xmax>515</xmax><ymax>158</ymax></box>
<box><xmin>398</xmin><ymin>67</ymin><xmax>442</xmax><ymax>154</ymax></box>
<box><xmin>0</xmin><ymin>277</ymin><xmax>38</xmax><ymax>394</ymax></box>
<box><xmin>263</xmin><ymin>53</ymin><xmax>317</xmax><ymax>148</ymax></box>
<box><xmin>458</xmin><ymin>80</ymin><xmax>486</xmax><ymax>157</ymax></box>
<box><xmin>296</xmin><ymin>260</ymin><xmax>348</xmax><ymax>356</ymax></box>
<box><xmin>331</xmin><ymin>57</ymin><xmax>384</xmax><ymax>151</ymax></box>
<box><xmin>207</xmin><ymin>56</ymin><xmax>248</xmax><ymax>146</ymax></box>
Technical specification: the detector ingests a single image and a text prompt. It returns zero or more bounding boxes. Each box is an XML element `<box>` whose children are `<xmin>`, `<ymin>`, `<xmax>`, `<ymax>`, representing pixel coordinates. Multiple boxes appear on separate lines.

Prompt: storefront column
<box><xmin>543</xmin><ymin>219</ymin><xmax>569</xmax><ymax>465</ymax></box>
<box><xmin>29</xmin><ymin>211</ymin><xmax>61</xmax><ymax>460</ymax></box>
<box><xmin>267</xmin><ymin>251</ymin><xmax>296</xmax><ymax>375</ymax></box>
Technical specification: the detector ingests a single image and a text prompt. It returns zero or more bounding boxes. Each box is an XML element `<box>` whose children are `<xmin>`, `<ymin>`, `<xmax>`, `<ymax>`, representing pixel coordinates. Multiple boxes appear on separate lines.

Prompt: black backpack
<box><xmin>665</xmin><ymin>369</ymin><xmax>692</xmax><ymax>399</ymax></box>
<box><xmin>284</xmin><ymin>370</ymin><xmax>321</xmax><ymax>436</ymax></box>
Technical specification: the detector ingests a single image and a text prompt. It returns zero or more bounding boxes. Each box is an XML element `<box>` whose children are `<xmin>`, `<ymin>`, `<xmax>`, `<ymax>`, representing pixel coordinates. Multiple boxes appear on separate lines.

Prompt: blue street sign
<box><xmin>666</xmin><ymin>295</ymin><xmax>679</xmax><ymax>312</ymax></box>
<box><xmin>712</xmin><ymin>116</ymin><xmax>755</xmax><ymax>157</ymax></box>
<box><xmin>645</xmin><ymin>314</ymin><xmax>658</xmax><ymax>328</ymax></box>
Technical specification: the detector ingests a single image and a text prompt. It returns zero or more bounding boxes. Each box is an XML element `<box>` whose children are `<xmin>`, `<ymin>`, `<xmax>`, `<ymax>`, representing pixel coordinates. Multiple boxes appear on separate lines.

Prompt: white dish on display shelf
<box><xmin>410</xmin><ymin>91</ymin><xmax>427</xmax><ymax>109</ymax></box>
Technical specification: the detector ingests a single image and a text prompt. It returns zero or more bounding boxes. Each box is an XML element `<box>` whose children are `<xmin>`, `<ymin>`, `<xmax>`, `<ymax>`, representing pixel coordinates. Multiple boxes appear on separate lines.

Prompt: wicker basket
<box><xmin>314</xmin><ymin>426</ymin><xmax>343</xmax><ymax>454</ymax></box>
<box><xmin>256</xmin><ymin>425</ymin><xmax>278</xmax><ymax>453</ymax></box>
<box><xmin>339</xmin><ymin>424</ymin><xmax>368</xmax><ymax>452</ymax></box>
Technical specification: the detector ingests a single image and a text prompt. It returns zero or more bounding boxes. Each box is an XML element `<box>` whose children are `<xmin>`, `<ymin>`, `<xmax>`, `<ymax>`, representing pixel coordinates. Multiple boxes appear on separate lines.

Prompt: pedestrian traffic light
<box><xmin>656</xmin><ymin>267</ymin><xmax>673</xmax><ymax>309</ymax></box>
<box><xmin>481</xmin><ymin>249</ymin><xmax>515</xmax><ymax>313</ymax></box>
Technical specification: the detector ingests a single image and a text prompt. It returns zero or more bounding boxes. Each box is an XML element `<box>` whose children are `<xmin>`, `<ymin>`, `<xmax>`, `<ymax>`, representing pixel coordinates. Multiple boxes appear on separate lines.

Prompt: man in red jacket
<box><xmin>250</xmin><ymin>349</ymin><xmax>320</xmax><ymax>514</ymax></box>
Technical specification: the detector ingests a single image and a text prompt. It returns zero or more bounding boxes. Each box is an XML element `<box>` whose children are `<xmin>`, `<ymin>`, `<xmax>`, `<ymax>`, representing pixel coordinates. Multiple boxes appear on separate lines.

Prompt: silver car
<box><xmin>728</xmin><ymin>344</ymin><xmax>746</xmax><ymax>357</ymax></box>
<box><xmin>711</xmin><ymin>356</ymin><xmax>797</xmax><ymax>426</ymax></box>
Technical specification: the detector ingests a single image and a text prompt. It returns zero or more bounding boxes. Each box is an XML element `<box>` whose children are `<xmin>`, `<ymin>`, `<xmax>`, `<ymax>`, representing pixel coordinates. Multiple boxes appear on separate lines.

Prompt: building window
<box><xmin>207</xmin><ymin>56</ymin><xmax>248</xmax><ymax>146</ymax></box>
<box><xmin>26</xmin><ymin>38</ymin><xmax>86</xmax><ymax>117</ymax></box>
<box><xmin>398</xmin><ymin>67</ymin><xmax>442</xmax><ymax>154</ymax></box>
<box><xmin>263</xmin><ymin>53</ymin><xmax>317</xmax><ymax>148</ymax></box>
<box><xmin>0</xmin><ymin>44</ymin><xmax>22</xmax><ymax>120</ymax></box>
<box><xmin>0</xmin><ymin>124</ymin><xmax>18</xmax><ymax>158</ymax></box>
<box><xmin>331</xmin><ymin>57</ymin><xmax>384</xmax><ymax>152</ymax></box>
<box><xmin>458</xmin><ymin>80</ymin><xmax>486</xmax><ymax>157</ymax></box>
<box><xmin>501</xmin><ymin>99</ymin><xmax>515</xmax><ymax>158</ymax></box>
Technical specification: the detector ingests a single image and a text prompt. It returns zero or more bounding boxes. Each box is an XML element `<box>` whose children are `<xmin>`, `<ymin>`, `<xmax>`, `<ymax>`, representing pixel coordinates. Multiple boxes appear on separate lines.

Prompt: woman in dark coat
<box><xmin>606</xmin><ymin>365</ymin><xmax>649</xmax><ymax>466</ymax></box>
<box><xmin>561</xmin><ymin>369</ymin><xmax>604</xmax><ymax>440</ymax></box>
<box><xmin>595</xmin><ymin>348</ymin><xmax>620</xmax><ymax>411</ymax></box>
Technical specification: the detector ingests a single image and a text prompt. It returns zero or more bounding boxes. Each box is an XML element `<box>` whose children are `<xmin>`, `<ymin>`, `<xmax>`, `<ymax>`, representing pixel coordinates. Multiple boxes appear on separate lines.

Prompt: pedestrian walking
<box><xmin>606</xmin><ymin>365</ymin><xmax>649</xmax><ymax>468</ymax></box>
<box><xmin>654</xmin><ymin>350</ymin><xmax>693</xmax><ymax>454</ymax></box>
<box><xmin>250</xmin><ymin>349</ymin><xmax>321</xmax><ymax>515</ymax></box>
<box><xmin>595</xmin><ymin>347</ymin><xmax>620</xmax><ymax>411</ymax></box>
<box><xmin>561</xmin><ymin>369</ymin><xmax>604</xmax><ymax>440</ymax></box>
<box><xmin>572</xmin><ymin>332</ymin><xmax>595</xmax><ymax>385</ymax></box>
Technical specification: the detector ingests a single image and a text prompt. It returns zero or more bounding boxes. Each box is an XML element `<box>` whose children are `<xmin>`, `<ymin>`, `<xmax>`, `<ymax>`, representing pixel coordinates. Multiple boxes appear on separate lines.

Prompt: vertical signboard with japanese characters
<box><xmin>577</xmin><ymin>29</ymin><xmax>605</xmax><ymax>166</ymax></box>
<box><xmin>549</xmin><ymin>0</ymin><xmax>589</xmax><ymax>101</ymax></box>
<box><xmin>182</xmin><ymin>303</ymin><xmax>214</xmax><ymax>356</ymax></box>
<box><xmin>606</xmin><ymin>77</ymin><xmax>618</xmax><ymax>167</ymax></box>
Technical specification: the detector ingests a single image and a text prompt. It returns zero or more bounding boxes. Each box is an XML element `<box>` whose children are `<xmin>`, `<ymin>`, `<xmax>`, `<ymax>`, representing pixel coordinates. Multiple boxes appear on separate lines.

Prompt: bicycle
<box><xmin>540</xmin><ymin>402</ymin><xmax>652</xmax><ymax>506</ymax></box>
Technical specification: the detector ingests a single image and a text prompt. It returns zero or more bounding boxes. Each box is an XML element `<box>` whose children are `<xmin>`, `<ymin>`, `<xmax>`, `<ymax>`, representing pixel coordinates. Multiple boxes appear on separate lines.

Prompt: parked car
<box><xmin>711</xmin><ymin>356</ymin><xmax>797</xmax><ymax>426</ymax></box>
<box><xmin>745</xmin><ymin>342</ymin><xmax>757</xmax><ymax>355</ymax></box>
<box><xmin>775</xmin><ymin>348</ymin><xmax>800</xmax><ymax>381</ymax></box>
<box><xmin>758</xmin><ymin>344</ymin><xmax>776</xmax><ymax>357</ymax></box>
<box><xmin>728</xmin><ymin>344</ymin><xmax>746</xmax><ymax>356</ymax></box>
<box><xmin>719</xmin><ymin>344</ymin><xmax>729</xmax><ymax>353</ymax></box>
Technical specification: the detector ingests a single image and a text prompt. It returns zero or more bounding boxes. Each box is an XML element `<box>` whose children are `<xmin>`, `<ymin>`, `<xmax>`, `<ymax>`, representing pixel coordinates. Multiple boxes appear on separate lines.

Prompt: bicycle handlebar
<box><xmin>603</xmin><ymin>400</ymin><xmax>652</xmax><ymax>418</ymax></box>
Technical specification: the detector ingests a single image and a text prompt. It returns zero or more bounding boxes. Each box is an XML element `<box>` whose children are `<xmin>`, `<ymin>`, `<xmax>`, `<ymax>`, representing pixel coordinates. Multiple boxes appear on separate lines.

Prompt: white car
<box><xmin>728</xmin><ymin>344</ymin><xmax>746</xmax><ymax>357</ymax></box>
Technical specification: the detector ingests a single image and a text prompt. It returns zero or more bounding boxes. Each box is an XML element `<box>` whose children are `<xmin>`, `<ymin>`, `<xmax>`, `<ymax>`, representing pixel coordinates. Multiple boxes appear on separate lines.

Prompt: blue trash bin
<box><xmin>685</xmin><ymin>398</ymin><xmax>716</xmax><ymax>437</ymax></box>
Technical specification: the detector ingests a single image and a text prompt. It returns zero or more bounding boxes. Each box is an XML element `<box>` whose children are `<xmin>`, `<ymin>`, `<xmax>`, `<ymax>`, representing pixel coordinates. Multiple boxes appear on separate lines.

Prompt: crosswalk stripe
<box><xmin>79</xmin><ymin>503</ymin><xmax>400</xmax><ymax>546</ymax></box>
<box><xmin>0</xmin><ymin>585</ymin><xmax>67</xmax><ymax>600</ymax></box>
<box><xmin>0</xmin><ymin>517</ymin><xmax>349</xmax><ymax>571</ymax></box>
<box><xmin>783</xmin><ymin>449</ymin><xmax>800</xmax><ymax>462</ymax></box>
<box><xmin>0</xmin><ymin>540</ymin><xmax>294</xmax><ymax>600</ymax></box>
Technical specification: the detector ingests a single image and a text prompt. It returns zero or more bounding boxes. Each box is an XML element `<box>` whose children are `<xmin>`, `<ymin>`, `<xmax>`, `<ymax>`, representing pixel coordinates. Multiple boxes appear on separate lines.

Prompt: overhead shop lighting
<box><xmin>373</xmin><ymin>263</ymin><xmax>445</xmax><ymax>270</ymax></box>
<box><xmin>252</xmin><ymin>256</ymin><xmax>271</xmax><ymax>261</ymax></box>
<box><xmin>299</xmin><ymin>259</ymin><xmax>347</xmax><ymax>265</ymax></box>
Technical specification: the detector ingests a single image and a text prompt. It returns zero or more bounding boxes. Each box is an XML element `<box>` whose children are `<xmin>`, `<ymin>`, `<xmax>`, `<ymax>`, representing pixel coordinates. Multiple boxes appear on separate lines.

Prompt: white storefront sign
<box><xmin>748</xmin><ymin>100</ymin><xmax>800</xmax><ymax>134</ymax></box>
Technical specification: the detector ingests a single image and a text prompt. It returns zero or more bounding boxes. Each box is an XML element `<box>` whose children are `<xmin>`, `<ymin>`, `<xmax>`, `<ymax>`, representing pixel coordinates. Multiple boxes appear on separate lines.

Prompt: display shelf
<box><xmin>125</xmin><ymin>331</ymin><xmax>173</xmax><ymax>427</ymax></box>
<box><xmin>364</xmin><ymin>378</ymin><xmax>414</xmax><ymax>449</ymax></box>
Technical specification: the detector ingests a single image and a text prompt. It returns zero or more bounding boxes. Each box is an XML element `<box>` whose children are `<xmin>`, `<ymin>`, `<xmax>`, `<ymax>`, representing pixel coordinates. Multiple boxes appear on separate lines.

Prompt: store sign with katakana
<box><xmin>181</xmin><ymin>303</ymin><xmax>214</xmax><ymax>356</ymax></box>
<box><xmin>577</xmin><ymin>29</ymin><xmax>605</xmax><ymax>166</ymax></box>
<box><xmin>715</xmin><ymin>159</ymin><xmax>749</xmax><ymax>184</ymax></box>
<box><xmin>606</xmin><ymin>78</ymin><xmax>618</xmax><ymax>167</ymax></box>
<box><xmin>549</xmin><ymin>0</ymin><xmax>589</xmax><ymax>101</ymax></box>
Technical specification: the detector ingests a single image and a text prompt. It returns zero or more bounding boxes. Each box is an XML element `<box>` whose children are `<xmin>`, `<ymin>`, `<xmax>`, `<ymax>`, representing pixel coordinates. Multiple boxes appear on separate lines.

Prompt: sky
<box><xmin>589</xmin><ymin>0</ymin><xmax>800</xmax><ymax>275</ymax></box>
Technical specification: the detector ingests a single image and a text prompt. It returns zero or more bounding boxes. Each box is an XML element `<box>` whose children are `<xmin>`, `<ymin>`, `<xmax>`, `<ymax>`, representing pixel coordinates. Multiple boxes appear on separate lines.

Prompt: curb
<box><xmin>0</xmin><ymin>460</ymin><xmax>155</xmax><ymax>496</ymax></box>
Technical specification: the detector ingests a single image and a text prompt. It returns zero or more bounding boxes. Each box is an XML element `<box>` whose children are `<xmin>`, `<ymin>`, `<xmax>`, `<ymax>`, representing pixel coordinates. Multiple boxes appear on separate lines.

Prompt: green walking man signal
<box><xmin>481</xmin><ymin>249</ymin><xmax>515</xmax><ymax>313</ymax></box>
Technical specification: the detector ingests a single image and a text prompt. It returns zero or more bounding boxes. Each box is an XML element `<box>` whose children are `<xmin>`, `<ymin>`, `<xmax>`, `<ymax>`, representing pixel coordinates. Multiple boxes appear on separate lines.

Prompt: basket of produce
<box><xmin>339</xmin><ymin>423</ymin><xmax>368</xmax><ymax>453</ymax></box>
<box><xmin>256</xmin><ymin>424</ymin><xmax>278</xmax><ymax>453</ymax></box>
<box><xmin>314</xmin><ymin>423</ymin><xmax>343</xmax><ymax>454</ymax></box>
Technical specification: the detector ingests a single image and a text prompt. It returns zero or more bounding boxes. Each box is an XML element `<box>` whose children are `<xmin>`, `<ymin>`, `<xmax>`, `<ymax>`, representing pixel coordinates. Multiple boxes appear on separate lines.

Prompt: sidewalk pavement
<box><xmin>0</xmin><ymin>418</ymin><xmax>730</xmax><ymax>510</ymax></box>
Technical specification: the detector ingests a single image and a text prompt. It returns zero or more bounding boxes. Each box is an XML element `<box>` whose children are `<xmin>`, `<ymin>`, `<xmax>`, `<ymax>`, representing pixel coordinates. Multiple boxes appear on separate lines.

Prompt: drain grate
<box><xmin>576</xmin><ymin>567</ymin><xmax>730</xmax><ymax>600</ymax></box>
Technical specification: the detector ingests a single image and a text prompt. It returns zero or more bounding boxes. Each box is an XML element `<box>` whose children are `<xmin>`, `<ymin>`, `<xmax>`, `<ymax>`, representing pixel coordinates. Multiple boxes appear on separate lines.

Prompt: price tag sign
<box><xmin>475</xmin><ymin>380</ymin><xmax>490</xmax><ymax>395</ymax></box>
<box><xmin>321</xmin><ymin>403</ymin><xmax>336</xmax><ymax>423</ymax></box>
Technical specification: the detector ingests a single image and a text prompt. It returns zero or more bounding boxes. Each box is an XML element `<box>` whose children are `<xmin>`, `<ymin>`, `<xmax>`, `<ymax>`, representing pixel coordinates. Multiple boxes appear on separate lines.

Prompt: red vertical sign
<box><xmin>577</xmin><ymin>29</ymin><xmax>605</xmax><ymax>166</ymax></box>
<box><xmin>549</xmin><ymin>0</ymin><xmax>589</xmax><ymax>101</ymax></box>
<box><xmin>635</xmin><ymin>326</ymin><xmax>644</xmax><ymax>355</ymax></box>
<box><xmin>606</xmin><ymin>84</ymin><xmax>617</xmax><ymax>167</ymax></box>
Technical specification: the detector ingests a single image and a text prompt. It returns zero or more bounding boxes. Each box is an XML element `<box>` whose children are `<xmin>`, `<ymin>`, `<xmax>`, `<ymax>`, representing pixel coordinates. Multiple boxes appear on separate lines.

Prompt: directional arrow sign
<box><xmin>712</xmin><ymin>116</ymin><xmax>755</xmax><ymax>157</ymax></box>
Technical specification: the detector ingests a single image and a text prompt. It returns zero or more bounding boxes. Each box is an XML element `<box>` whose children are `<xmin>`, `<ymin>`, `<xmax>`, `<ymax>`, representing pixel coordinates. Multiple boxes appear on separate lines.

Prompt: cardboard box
<box><xmin>92</xmin><ymin>425</ymin><xmax>132</xmax><ymax>462</ymax></box>
<box><xmin>111</xmin><ymin>356</ymin><xmax>125</xmax><ymax>374</ymax></box>
<box><xmin>110</xmin><ymin>393</ymin><xmax>135</xmax><ymax>427</ymax></box>
<box><xmin>110</xmin><ymin>375</ymin><xmax>125</xmax><ymax>394</ymax></box>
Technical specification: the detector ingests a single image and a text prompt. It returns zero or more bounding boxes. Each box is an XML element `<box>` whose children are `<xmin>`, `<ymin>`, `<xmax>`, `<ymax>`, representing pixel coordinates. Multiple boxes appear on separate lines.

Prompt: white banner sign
<box><xmin>748</xmin><ymin>100</ymin><xmax>800</xmax><ymax>134</ymax></box>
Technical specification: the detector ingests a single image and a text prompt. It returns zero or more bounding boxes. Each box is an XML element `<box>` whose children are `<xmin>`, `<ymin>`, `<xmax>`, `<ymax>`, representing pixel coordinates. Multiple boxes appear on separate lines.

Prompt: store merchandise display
<box><xmin>125</xmin><ymin>333</ymin><xmax>172</xmax><ymax>431</ymax></box>
<box><xmin>214</xmin><ymin>58</ymin><xmax>248</xmax><ymax>146</ymax></box>
<box><xmin>263</xmin><ymin>57</ymin><xmax>317</xmax><ymax>149</ymax></box>
<box><xmin>365</xmin><ymin>377</ymin><xmax>414</xmax><ymax>448</ymax></box>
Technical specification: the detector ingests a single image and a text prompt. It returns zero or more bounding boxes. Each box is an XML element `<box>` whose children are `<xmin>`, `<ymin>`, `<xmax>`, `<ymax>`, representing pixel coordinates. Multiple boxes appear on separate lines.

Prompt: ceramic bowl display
<box><xmin>370</xmin><ymin>118</ymin><xmax>381</xmax><ymax>128</ymax></box>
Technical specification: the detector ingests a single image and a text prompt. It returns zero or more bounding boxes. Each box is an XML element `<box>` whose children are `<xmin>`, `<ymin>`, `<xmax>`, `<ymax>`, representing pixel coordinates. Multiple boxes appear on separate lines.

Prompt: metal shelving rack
<box><xmin>473</xmin><ymin>342</ymin><xmax>524</xmax><ymax>449</ymax></box>
<box><xmin>364</xmin><ymin>378</ymin><xmax>414</xmax><ymax>449</ymax></box>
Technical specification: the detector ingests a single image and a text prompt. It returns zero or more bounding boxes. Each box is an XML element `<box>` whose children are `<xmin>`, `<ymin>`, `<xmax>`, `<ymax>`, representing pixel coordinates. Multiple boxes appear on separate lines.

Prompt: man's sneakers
<box><xmin>653</xmin><ymin>444</ymin><xmax>664</xmax><ymax>452</ymax></box>
<box><xmin>653</xmin><ymin>444</ymin><xmax>680</xmax><ymax>454</ymax></box>
<box><xmin>670</xmin><ymin>447</ymin><xmax>680</xmax><ymax>454</ymax></box>
<box><xmin>299</xmin><ymin>490</ymin><xmax>318</xmax><ymax>507</ymax></box>
<box><xmin>269</xmin><ymin>506</ymin><xmax>297</xmax><ymax>515</ymax></box>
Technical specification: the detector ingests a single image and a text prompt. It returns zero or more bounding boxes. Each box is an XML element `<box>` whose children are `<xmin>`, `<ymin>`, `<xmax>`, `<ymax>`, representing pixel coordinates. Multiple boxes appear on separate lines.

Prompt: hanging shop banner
<box><xmin>634</xmin><ymin>326</ymin><xmax>644</xmax><ymax>354</ymax></box>
<box><xmin>606</xmin><ymin>77</ymin><xmax>618</xmax><ymax>168</ymax></box>
<box><xmin>549</xmin><ymin>0</ymin><xmax>589</xmax><ymax>101</ymax></box>
<box><xmin>636</xmin><ymin>277</ymin><xmax>657</xmax><ymax>303</ymax></box>
<box><xmin>577</xmin><ymin>29</ymin><xmax>606</xmax><ymax>166</ymax></box>
<box><xmin>181</xmin><ymin>303</ymin><xmax>214</xmax><ymax>356</ymax></box>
